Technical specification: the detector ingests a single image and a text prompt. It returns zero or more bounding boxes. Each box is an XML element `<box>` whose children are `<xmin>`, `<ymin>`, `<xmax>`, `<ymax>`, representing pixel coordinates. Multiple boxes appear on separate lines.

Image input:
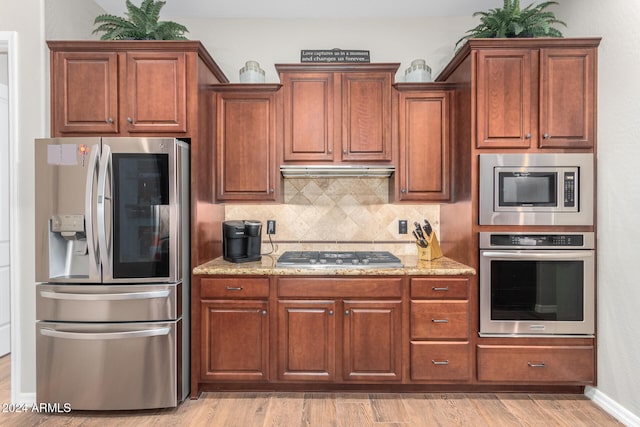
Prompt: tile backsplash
<box><xmin>224</xmin><ymin>178</ymin><xmax>440</xmax><ymax>255</ymax></box>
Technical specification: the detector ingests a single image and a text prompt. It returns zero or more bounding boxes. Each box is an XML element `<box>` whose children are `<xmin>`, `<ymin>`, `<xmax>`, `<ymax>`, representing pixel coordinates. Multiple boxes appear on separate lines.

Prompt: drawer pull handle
<box><xmin>226</xmin><ymin>286</ymin><xmax>243</xmax><ymax>291</ymax></box>
<box><xmin>432</xmin><ymin>360</ymin><xmax>449</xmax><ymax>365</ymax></box>
<box><xmin>431</xmin><ymin>318</ymin><xmax>449</xmax><ymax>323</ymax></box>
<box><xmin>528</xmin><ymin>362</ymin><xmax>546</xmax><ymax>368</ymax></box>
<box><xmin>432</xmin><ymin>287</ymin><xmax>449</xmax><ymax>291</ymax></box>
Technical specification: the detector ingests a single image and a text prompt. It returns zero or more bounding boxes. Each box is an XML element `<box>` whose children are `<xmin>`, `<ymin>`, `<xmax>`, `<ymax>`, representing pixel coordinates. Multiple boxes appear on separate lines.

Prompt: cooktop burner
<box><xmin>276</xmin><ymin>251</ymin><xmax>403</xmax><ymax>269</ymax></box>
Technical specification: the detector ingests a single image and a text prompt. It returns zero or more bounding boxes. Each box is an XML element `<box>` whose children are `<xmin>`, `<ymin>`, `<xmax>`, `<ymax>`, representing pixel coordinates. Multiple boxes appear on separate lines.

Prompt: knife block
<box><xmin>416</xmin><ymin>232</ymin><xmax>443</xmax><ymax>261</ymax></box>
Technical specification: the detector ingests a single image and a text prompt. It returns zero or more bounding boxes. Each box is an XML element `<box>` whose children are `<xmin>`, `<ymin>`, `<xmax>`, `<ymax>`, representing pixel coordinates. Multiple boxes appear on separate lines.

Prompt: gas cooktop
<box><xmin>275</xmin><ymin>251</ymin><xmax>403</xmax><ymax>269</ymax></box>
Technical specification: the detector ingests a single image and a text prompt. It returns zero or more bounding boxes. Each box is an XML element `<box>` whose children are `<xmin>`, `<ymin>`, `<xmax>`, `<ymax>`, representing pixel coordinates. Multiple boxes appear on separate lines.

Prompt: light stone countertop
<box><xmin>193</xmin><ymin>254</ymin><xmax>475</xmax><ymax>276</ymax></box>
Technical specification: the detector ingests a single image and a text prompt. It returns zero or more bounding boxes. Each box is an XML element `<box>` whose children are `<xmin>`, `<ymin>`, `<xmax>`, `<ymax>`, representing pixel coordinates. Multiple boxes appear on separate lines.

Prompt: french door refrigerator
<box><xmin>34</xmin><ymin>137</ymin><xmax>190</xmax><ymax>410</ymax></box>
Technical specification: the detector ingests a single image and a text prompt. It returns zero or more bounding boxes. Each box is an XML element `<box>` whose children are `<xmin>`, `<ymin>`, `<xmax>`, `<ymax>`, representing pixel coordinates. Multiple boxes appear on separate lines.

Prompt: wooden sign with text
<box><xmin>300</xmin><ymin>49</ymin><xmax>370</xmax><ymax>63</ymax></box>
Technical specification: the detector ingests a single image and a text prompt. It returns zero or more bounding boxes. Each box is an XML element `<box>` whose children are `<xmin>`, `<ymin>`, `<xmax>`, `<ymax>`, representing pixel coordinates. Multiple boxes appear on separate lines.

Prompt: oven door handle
<box><xmin>481</xmin><ymin>251</ymin><xmax>593</xmax><ymax>260</ymax></box>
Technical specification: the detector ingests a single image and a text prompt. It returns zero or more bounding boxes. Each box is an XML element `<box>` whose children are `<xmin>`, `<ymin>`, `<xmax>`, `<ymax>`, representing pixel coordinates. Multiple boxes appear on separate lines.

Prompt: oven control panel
<box><xmin>480</xmin><ymin>232</ymin><xmax>594</xmax><ymax>250</ymax></box>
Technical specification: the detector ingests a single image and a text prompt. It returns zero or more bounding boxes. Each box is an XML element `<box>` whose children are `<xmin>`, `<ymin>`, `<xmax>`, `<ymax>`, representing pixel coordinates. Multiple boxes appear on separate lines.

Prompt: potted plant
<box><xmin>455</xmin><ymin>0</ymin><xmax>566</xmax><ymax>49</ymax></box>
<box><xmin>92</xmin><ymin>0</ymin><xmax>188</xmax><ymax>40</ymax></box>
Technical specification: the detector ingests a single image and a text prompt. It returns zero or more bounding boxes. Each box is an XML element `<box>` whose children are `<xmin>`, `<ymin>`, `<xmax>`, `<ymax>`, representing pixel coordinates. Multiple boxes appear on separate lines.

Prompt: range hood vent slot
<box><xmin>280</xmin><ymin>165</ymin><xmax>395</xmax><ymax>178</ymax></box>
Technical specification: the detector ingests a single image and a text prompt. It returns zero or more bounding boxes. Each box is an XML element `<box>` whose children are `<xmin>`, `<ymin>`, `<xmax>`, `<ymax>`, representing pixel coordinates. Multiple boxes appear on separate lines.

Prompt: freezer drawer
<box><xmin>36</xmin><ymin>283</ymin><xmax>180</xmax><ymax>322</ymax></box>
<box><xmin>36</xmin><ymin>320</ymin><xmax>180</xmax><ymax>410</ymax></box>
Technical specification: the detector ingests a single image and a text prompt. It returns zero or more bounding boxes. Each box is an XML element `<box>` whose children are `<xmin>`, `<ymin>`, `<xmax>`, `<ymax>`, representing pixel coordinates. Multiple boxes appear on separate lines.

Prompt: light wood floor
<box><xmin>0</xmin><ymin>355</ymin><xmax>622</xmax><ymax>426</ymax></box>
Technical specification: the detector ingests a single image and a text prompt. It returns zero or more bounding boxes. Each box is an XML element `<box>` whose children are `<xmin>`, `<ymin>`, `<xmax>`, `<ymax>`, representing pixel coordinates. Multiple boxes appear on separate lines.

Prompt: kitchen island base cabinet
<box><xmin>477</xmin><ymin>345</ymin><xmax>595</xmax><ymax>384</ymax></box>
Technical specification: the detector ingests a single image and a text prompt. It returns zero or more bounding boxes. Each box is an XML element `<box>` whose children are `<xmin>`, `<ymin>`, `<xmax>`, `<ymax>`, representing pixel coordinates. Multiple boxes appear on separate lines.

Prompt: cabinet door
<box><xmin>201</xmin><ymin>300</ymin><xmax>269</xmax><ymax>381</ymax></box>
<box><xmin>539</xmin><ymin>48</ymin><xmax>596</xmax><ymax>148</ymax></box>
<box><xmin>277</xmin><ymin>300</ymin><xmax>336</xmax><ymax>382</ymax></box>
<box><xmin>397</xmin><ymin>90</ymin><xmax>451</xmax><ymax>201</ymax></box>
<box><xmin>476</xmin><ymin>49</ymin><xmax>535</xmax><ymax>148</ymax></box>
<box><xmin>342</xmin><ymin>300</ymin><xmax>402</xmax><ymax>381</ymax></box>
<box><xmin>215</xmin><ymin>91</ymin><xmax>277</xmax><ymax>201</ymax></box>
<box><xmin>281</xmin><ymin>72</ymin><xmax>336</xmax><ymax>161</ymax></box>
<box><xmin>341</xmin><ymin>72</ymin><xmax>393</xmax><ymax>161</ymax></box>
<box><xmin>125</xmin><ymin>51</ymin><xmax>187</xmax><ymax>133</ymax></box>
<box><xmin>52</xmin><ymin>51</ymin><xmax>119</xmax><ymax>135</ymax></box>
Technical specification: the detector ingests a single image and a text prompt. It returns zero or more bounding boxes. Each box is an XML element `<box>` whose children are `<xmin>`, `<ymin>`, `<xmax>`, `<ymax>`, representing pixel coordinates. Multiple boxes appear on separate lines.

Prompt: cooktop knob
<box><xmin>336</xmin><ymin>259</ymin><xmax>343</xmax><ymax>265</ymax></box>
<box><xmin>309</xmin><ymin>259</ymin><xmax>317</xmax><ymax>264</ymax></box>
<box><xmin>319</xmin><ymin>259</ymin><xmax>327</xmax><ymax>264</ymax></box>
<box><xmin>361</xmin><ymin>259</ymin><xmax>370</xmax><ymax>264</ymax></box>
<box><xmin>352</xmin><ymin>259</ymin><xmax>359</xmax><ymax>264</ymax></box>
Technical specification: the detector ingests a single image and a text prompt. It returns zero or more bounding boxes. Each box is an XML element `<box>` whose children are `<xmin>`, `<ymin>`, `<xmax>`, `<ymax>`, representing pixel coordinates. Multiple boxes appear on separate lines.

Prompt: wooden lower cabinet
<box><xmin>276</xmin><ymin>299</ymin><xmax>402</xmax><ymax>383</ymax></box>
<box><xmin>411</xmin><ymin>342</ymin><xmax>470</xmax><ymax>381</ymax></box>
<box><xmin>277</xmin><ymin>300</ymin><xmax>336</xmax><ymax>382</ymax></box>
<box><xmin>200</xmin><ymin>300</ymin><xmax>269</xmax><ymax>381</ymax></box>
<box><xmin>477</xmin><ymin>345</ymin><xmax>595</xmax><ymax>383</ymax></box>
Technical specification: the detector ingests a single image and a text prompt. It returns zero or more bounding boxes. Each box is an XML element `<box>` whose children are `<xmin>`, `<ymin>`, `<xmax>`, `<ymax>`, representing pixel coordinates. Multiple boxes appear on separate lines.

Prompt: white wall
<box><xmin>177</xmin><ymin>17</ymin><xmax>477</xmax><ymax>83</ymax></box>
<box><xmin>0</xmin><ymin>0</ymin><xmax>47</xmax><ymax>404</ymax></box>
<box><xmin>555</xmin><ymin>0</ymin><xmax>640</xmax><ymax>421</ymax></box>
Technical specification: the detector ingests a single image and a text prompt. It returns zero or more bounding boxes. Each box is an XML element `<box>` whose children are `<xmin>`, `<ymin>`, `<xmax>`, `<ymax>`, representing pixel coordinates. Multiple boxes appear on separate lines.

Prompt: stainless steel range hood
<box><xmin>280</xmin><ymin>165</ymin><xmax>395</xmax><ymax>178</ymax></box>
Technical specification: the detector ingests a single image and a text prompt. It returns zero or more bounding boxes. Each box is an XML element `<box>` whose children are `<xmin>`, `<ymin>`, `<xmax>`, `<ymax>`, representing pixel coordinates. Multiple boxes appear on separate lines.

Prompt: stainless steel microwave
<box><xmin>479</xmin><ymin>153</ymin><xmax>594</xmax><ymax>226</ymax></box>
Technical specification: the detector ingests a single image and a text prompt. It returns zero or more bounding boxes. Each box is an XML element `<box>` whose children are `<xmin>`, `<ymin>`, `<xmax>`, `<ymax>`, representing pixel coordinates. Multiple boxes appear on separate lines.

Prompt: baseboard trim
<box><xmin>585</xmin><ymin>386</ymin><xmax>640</xmax><ymax>426</ymax></box>
<box><xmin>13</xmin><ymin>392</ymin><xmax>36</xmax><ymax>406</ymax></box>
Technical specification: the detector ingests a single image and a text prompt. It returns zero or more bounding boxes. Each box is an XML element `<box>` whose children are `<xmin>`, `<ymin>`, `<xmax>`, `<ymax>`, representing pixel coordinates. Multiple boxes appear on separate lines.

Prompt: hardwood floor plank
<box><xmin>262</xmin><ymin>392</ymin><xmax>304</xmax><ymax>427</ymax></box>
<box><xmin>531</xmin><ymin>394</ymin><xmax>623</xmax><ymax>426</ymax></box>
<box><xmin>336</xmin><ymin>402</ymin><xmax>376</xmax><ymax>427</ymax></box>
<box><xmin>403</xmin><ymin>393</ymin><xmax>490</xmax><ymax>427</ymax></box>
<box><xmin>301</xmin><ymin>392</ymin><xmax>338</xmax><ymax>427</ymax></box>
<box><xmin>369</xmin><ymin>393</ymin><xmax>410</xmax><ymax>423</ymax></box>
<box><xmin>496</xmin><ymin>393</ymin><xmax>568</xmax><ymax>427</ymax></box>
<box><xmin>466</xmin><ymin>393</ymin><xmax>523</xmax><ymax>426</ymax></box>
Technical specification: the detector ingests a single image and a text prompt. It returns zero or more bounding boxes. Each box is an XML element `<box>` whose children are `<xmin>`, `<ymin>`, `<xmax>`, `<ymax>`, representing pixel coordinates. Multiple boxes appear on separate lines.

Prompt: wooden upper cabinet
<box><xmin>474</xmin><ymin>43</ymin><xmax>597</xmax><ymax>150</ymax></box>
<box><xmin>396</xmin><ymin>88</ymin><xmax>451</xmax><ymax>201</ymax></box>
<box><xmin>539</xmin><ymin>48</ymin><xmax>595</xmax><ymax>148</ymax></box>
<box><xmin>52</xmin><ymin>51</ymin><xmax>120</xmax><ymax>134</ymax></box>
<box><xmin>476</xmin><ymin>49</ymin><xmax>535</xmax><ymax>149</ymax></box>
<box><xmin>341</xmin><ymin>72</ymin><xmax>393</xmax><ymax>161</ymax></box>
<box><xmin>281</xmin><ymin>72</ymin><xmax>335</xmax><ymax>161</ymax></box>
<box><xmin>125</xmin><ymin>51</ymin><xmax>187</xmax><ymax>133</ymax></box>
<box><xmin>213</xmin><ymin>85</ymin><xmax>280</xmax><ymax>202</ymax></box>
<box><xmin>48</xmin><ymin>41</ymin><xmax>228</xmax><ymax>137</ymax></box>
<box><xmin>277</xmin><ymin>63</ymin><xmax>398</xmax><ymax>163</ymax></box>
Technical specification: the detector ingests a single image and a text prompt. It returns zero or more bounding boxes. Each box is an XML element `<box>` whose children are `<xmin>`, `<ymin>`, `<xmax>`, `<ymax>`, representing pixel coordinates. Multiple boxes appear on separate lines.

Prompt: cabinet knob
<box><xmin>107</xmin><ymin>117</ymin><xmax>114</xmax><ymax>124</ymax></box>
<box><xmin>127</xmin><ymin>117</ymin><xmax>133</xmax><ymax>123</ymax></box>
<box><xmin>543</xmin><ymin>133</ymin><xmax>551</xmax><ymax>139</ymax></box>
<box><xmin>269</xmin><ymin>188</ymin><xmax>274</xmax><ymax>194</ymax></box>
<box><xmin>261</xmin><ymin>310</ymin><xmax>267</xmax><ymax>316</ymax></box>
<box><xmin>525</xmin><ymin>133</ymin><xmax>532</xmax><ymax>139</ymax></box>
<box><xmin>343</xmin><ymin>149</ymin><xmax>347</xmax><ymax>155</ymax></box>
<box><xmin>328</xmin><ymin>149</ymin><xmax>332</xmax><ymax>154</ymax></box>
<box><xmin>345</xmin><ymin>309</ymin><xmax>350</xmax><ymax>316</ymax></box>
<box><xmin>328</xmin><ymin>309</ymin><xmax>334</xmax><ymax>316</ymax></box>
<box><xmin>401</xmin><ymin>189</ymin><xmax>407</xmax><ymax>194</ymax></box>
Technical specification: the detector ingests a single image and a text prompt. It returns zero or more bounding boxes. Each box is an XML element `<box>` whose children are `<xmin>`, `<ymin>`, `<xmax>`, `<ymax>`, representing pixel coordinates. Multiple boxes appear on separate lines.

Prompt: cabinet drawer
<box><xmin>477</xmin><ymin>345</ymin><xmax>594</xmax><ymax>383</ymax></box>
<box><xmin>410</xmin><ymin>301</ymin><xmax>468</xmax><ymax>339</ymax></box>
<box><xmin>410</xmin><ymin>277</ymin><xmax>469</xmax><ymax>299</ymax></box>
<box><xmin>201</xmin><ymin>278</ymin><xmax>269</xmax><ymax>299</ymax></box>
<box><xmin>277</xmin><ymin>277</ymin><xmax>402</xmax><ymax>298</ymax></box>
<box><xmin>411</xmin><ymin>342</ymin><xmax>470</xmax><ymax>381</ymax></box>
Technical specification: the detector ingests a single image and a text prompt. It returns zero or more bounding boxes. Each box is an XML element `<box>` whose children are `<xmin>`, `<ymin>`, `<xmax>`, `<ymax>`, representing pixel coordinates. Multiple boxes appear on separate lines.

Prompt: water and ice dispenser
<box><xmin>48</xmin><ymin>214</ymin><xmax>90</xmax><ymax>279</ymax></box>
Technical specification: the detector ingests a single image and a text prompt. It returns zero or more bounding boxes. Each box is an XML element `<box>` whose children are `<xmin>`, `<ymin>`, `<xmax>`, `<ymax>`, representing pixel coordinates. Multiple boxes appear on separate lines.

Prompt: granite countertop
<box><xmin>193</xmin><ymin>254</ymin><xmax>475</xmax><ymax>276</ymax></box>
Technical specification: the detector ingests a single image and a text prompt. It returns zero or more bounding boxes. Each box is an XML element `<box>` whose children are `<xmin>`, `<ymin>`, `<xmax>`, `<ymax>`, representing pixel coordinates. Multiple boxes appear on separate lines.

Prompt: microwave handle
<box><xmin>482</xmin><ymin>251</ymin><xmax>593</xmax><ymax>260</ymax></box>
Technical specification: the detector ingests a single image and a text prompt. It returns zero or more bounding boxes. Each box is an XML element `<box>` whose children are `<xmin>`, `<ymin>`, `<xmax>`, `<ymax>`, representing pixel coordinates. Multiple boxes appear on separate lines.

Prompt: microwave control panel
<box><xmin>564</xmin><ymin>172</ymin><xmax>576</xmax><ymax>207</ymax></box>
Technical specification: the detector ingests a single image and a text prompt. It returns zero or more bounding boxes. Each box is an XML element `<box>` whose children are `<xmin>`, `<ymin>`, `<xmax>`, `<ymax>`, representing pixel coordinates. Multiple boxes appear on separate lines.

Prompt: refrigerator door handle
<box><xmin>97</xmin><ymin>144</ymin><xmax>112</xmax><ymax>277</ymax></box>
<box><xmin>39</xmin><ymin>289</ymin><xmax>171</xmax><ymax>301</ymax></box>
<box><xmin>39</xmin><ymin>327</ymin><xmax>172</xmax><ymax>340</ymax></box>
<box><xmin>85</xmin><ymin>144</ymin><xmax>101</xmax><ymax>280</ymax></box>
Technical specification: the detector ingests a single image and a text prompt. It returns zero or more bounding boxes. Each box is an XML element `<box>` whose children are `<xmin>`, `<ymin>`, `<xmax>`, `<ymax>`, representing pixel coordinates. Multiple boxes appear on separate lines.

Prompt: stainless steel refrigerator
<box><xmin>34</xmin><ymin>137</ymin><xmax>190</xmax><ymax>410</ymax></box>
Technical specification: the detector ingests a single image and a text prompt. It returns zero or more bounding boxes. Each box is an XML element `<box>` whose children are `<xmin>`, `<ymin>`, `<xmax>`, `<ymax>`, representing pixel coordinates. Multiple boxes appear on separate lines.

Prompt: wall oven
<box><xmin>479</xmin><ymin>153</ymin><xmax>594</xmax><ymax>226</ymax></box>
<box><xmin>479</xmin><ymin>232</ymin><xmax>595</xmax><ymax>336</ymax></box>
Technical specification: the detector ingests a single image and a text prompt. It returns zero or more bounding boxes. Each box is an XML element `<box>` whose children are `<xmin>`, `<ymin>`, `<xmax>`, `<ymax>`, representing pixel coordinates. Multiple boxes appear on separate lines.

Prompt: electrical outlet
<box><xmin>266</xmin><ymin>220</ymin><xmax>276</xmax><ymax>235</ymax></box>
<box><xmin>399</xmin><ymin>220</ymin><xmax>408</xmax><ymax>234</ymax></box>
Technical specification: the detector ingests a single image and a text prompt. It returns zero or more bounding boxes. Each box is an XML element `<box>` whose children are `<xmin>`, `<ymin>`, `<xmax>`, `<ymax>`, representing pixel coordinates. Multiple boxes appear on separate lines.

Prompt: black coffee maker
<box><xmin>222</xmin><ymin>220</ymin><xmax>263</xmax><ymax>263</ymax></box>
